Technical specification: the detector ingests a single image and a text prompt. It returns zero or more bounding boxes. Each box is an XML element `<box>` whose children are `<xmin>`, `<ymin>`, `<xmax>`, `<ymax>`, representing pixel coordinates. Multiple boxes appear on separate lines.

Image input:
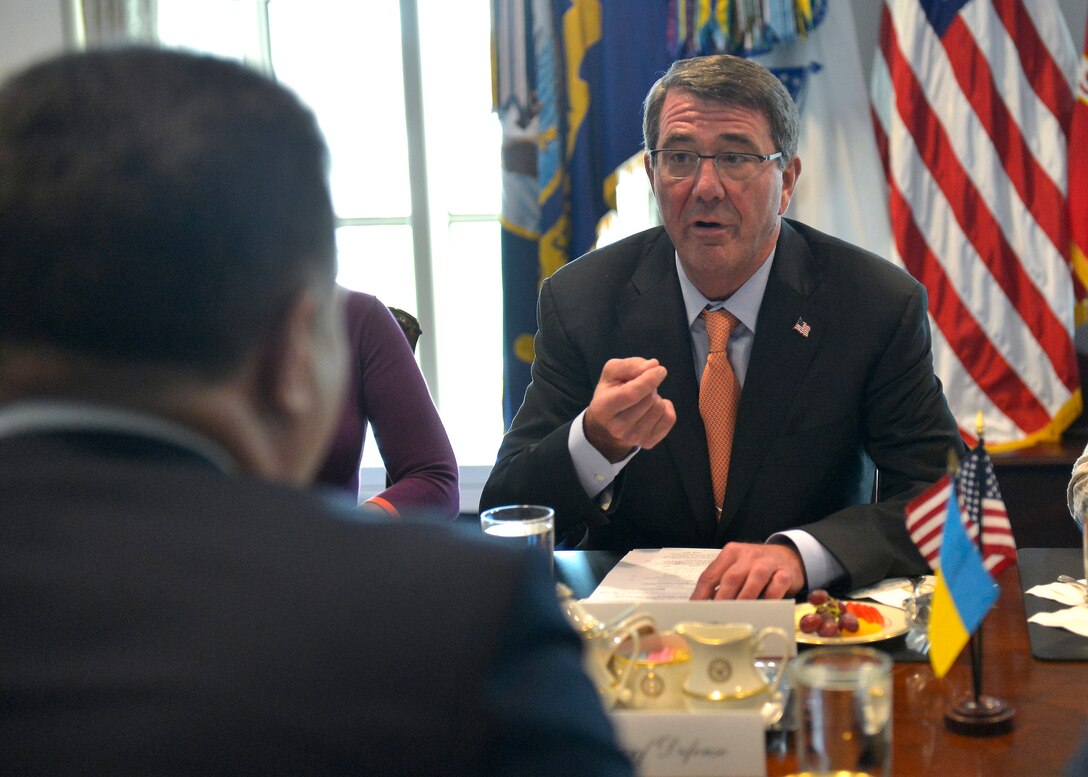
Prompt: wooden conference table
<box><xmin>556</xmin><ymin>549</ymin><xmax>1088</xmax><ymax>776</ymax></box>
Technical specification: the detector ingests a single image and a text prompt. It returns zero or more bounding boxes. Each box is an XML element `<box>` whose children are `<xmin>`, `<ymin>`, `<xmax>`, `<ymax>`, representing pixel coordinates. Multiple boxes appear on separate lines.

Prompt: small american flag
<box><xmin>905</xmin><ymin>474</ymin><xmax>951</xmax><ymax>568</ymax></box>
<box><xmin>905</xmin><ymin>444</ymin><xmax>1016</xmax><ymax>575</ymax></box>
<box><xmin>956</xmin><ymin>444</ymin><xmax>1016</xmax><ymax>576</ymax></box>
<box><xmin>792</xmin><ymin>318</ymin><xmax>811</xmax><ymax>337</ymax></box>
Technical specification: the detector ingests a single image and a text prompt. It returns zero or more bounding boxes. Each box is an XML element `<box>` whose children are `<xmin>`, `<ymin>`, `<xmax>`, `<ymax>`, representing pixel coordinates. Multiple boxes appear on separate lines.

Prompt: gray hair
<box><xmin>642</xmin><ymin>54</ymin><xmax>799</xmax><ymax>168</ymax></box>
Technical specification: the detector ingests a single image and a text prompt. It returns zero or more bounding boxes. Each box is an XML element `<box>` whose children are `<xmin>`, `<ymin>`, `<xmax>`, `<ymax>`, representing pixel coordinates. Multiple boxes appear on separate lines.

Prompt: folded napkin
<box><xmin>1027</xmin><ymin>608</ymin><xmax>1088</xmax><ymax>638</ymax></box>
<box><xmin>848</xmin><ymin>576</ymin><xmax>935</xmax><ymax>609</ymax></box>
<box><xmin>1026</xmin><ymin>580</ymin><xmax>1088</xmax><ymax>608</ymax></box>
<box><xmin>1026</xmin><ymin>581</ymin><xmax>1088</xmax><ymax>638</ymax></box>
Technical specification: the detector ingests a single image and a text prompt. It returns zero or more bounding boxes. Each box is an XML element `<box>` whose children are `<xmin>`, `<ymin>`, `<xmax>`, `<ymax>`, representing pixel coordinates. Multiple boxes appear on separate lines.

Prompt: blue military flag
<box><xmin>492</xmin><ymin>0</ymin><xmax>670</xmax><ymax>424</ymax></box>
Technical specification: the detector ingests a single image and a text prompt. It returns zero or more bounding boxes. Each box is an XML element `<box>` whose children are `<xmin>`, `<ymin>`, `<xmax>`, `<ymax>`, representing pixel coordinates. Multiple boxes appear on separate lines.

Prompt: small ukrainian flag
<box><xmin>928</xmin><ymin>482</ymin><xmax>999</xmax><ymax>678</ymax></box>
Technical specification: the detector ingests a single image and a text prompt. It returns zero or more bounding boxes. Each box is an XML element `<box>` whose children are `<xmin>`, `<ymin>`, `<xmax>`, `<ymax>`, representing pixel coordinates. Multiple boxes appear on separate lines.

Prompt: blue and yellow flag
<box><xmin>928</xmin><ymin>481</ymin><xmax>999</xmax><ymax>678</ymax></box>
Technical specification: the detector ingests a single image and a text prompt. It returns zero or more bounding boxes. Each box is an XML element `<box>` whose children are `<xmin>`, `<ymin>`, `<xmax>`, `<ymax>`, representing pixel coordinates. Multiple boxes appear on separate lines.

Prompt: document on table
<box><xmin>585</xmin><ymin>548</ymin><xmax>721</xmax><ymax>601</ymax></box>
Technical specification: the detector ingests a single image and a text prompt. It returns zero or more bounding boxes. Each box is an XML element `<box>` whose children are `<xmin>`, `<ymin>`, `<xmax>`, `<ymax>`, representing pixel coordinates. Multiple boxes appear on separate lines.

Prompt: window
<box><xmin>155</xmin><ymin>0</ymin><xmax>506</xmax><ymax>501</ymax></box>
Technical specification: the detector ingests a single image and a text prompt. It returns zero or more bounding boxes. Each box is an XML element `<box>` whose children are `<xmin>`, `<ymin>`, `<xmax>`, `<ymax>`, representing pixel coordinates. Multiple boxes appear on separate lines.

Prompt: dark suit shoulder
<box><xmin>1</xmin><ymin>435</ymin><xmax>613</xmax><ymax>775</ymax></box>
<box><xmin>782</xmin><ymin>217</ymin><xmax>919</xmax><ymax>299</ymax></box>
<box><xmin>204</xmin><ymin>473</ymin><xmax>529</xmax><ymax>587</ymax></box>
<box><xmin>771</xmin><ymin>218</ymin><xmax>930</xmax><ymax>385</ymax></box>
<box><xmin>548</xmin><ymin>226</ymin><xmax>672</xmax><ymax>291</ymax></box>
<box><xmin>0</xmin><ymin>432</ymin><xmax>521</xmax><ymax>601</ymax></box>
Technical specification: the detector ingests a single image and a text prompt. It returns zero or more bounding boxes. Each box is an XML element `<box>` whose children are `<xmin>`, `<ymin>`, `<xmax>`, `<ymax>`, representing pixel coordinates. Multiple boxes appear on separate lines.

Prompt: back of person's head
<box><xmin>0</xmin><ymin>46</ymin><xmax>337</xmax><ymax>380</ymax></box>
<box><xmin>642</xmin><ymin>54</ymin><xmax>800</xmax><ymax>166</ymax></box>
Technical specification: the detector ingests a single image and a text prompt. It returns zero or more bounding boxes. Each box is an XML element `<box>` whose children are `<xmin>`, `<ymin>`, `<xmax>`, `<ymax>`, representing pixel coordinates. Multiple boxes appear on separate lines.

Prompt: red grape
<box><xmin>800</xmin><ymin>590</ymin><xmax>872</xmax><ymax>638</ymax></box>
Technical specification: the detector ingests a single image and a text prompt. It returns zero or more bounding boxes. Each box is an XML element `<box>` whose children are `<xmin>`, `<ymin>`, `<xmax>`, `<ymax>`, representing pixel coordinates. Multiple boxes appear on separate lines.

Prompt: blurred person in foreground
<box><xmin>481</xmin><ymin>54</ymin><xmax>963</xmax><ymax>600</ymax></box>
<box><xmin>0</xmin><ymin>47</ymin><xmax>631</xmax><ymax>776</ymax></box>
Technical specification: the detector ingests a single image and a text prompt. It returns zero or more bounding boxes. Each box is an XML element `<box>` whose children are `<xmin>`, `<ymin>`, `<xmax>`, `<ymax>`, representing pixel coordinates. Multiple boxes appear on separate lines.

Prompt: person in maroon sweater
<box><xmin>315</xmin><ymin>289</ymin><xmax>459</xmax><ymax>518</ymax></box>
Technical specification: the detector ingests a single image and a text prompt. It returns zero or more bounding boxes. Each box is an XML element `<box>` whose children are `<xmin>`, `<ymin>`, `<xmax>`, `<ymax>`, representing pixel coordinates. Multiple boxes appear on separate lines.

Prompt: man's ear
<box><xmin>248</xmin><ymin>283</ymin><xmax>346</xmax><ymax>483</ymax></box>
<box><xmin>779</xmin><ymin>154</ymin><xmax>802</xmax><ymax>216</ymax></box>
<box><xmin>259</xmin><ymin>289</ymin><xmax>321</xmax><ymax>420</ymax></box>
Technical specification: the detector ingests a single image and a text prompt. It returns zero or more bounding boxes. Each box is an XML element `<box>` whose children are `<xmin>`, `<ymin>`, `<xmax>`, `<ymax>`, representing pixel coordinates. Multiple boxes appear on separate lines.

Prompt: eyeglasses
<box><xmin>649</xmin><ymin>148</ymin><xmax>784</xmax><ymax>182</ymax></box>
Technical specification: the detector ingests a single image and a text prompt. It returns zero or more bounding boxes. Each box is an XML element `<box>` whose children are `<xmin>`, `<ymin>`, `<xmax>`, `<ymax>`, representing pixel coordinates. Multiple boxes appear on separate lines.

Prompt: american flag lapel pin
<box><xmin>793</xmin><ymin>317</ymin><xmax>811</xmax><ymax>338</ymax></box>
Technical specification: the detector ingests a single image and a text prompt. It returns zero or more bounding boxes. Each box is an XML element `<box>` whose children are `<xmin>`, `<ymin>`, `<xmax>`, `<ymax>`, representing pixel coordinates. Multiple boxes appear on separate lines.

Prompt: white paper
<box><xmin>586</xmin><ymin>548</ymin><xmax>721</xmax><ymax>602</ymax></box>
<box><xmin>587</xmin><ymin>548</ymin><xmax>929</xmax><ymax>613</ymax></box>
<box><xmin>848</xmin><ymin>576</ymin><xmax>935</xmax><ymax>609</ymax></box>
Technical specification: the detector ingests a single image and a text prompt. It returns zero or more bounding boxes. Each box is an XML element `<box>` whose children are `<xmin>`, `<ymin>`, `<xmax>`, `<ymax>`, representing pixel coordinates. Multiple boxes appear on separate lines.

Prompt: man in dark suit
<box><xmin>481</xmin><ymin>54</ymin><xmax>963</xmax><ymax>600</ymax></box>
<box><xmin>0</xmin><ymin>48</ymin><xmax>632</xmax><ymax>776</ymax></box>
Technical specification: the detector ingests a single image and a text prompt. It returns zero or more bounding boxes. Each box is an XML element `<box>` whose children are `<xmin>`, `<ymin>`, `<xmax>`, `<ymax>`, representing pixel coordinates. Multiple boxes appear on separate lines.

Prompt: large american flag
<box><xmin>1071</xmin><ymin>20</ymin><xmax>1088</xmax><ymax>318</ymax></box>
<box><xmin>906</xmin><ymin>444</ymin><xmax>1017</xmax><ymax>576</ymax></box>
<box><xmin>871</xmin><ymin>0</ymin><xmax>1083</xmax><ymax>450</ymax></box>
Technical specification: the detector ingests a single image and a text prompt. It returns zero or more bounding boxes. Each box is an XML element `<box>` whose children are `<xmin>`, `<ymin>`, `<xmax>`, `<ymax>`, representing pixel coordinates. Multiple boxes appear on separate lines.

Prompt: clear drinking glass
<box><xmin>904</xmin><ymin>577</ymin><xmax>934</xmax><ymax>655</ymax></box>
<box><xmin>479</xmin><ymin>504</ymin><xmax>555</xmax><ymax>570</ymax></box>
<box><xmin>789</xmin><ymin>646</ymin><xmax>893</xmax><ymax>777</ymax></box>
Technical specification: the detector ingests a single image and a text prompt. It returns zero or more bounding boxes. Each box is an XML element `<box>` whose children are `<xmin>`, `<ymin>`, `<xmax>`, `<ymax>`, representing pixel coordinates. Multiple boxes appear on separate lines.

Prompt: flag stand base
<box><xmin>944</xmin><ymin>695</ymin><xmax>1015</xmax><ymax>736</ymax></box>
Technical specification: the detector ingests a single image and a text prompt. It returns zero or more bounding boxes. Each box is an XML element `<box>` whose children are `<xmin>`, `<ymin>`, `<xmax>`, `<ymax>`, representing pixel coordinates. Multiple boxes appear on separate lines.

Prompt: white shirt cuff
<box><xmin>769</xmin><ymin>529</ymin><xmax>844</xmax><ymax>590</ymax></box>
<box><xmin>568</xmin><ymin>409</ymin><xmax>638</xmax><ymax>503</ymax></box>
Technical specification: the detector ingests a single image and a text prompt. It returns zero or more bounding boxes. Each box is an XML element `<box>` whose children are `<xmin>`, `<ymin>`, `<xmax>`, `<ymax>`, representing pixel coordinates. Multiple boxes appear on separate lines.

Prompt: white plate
<box><xmin>794</xmin><ymin>600</ymin><xmax>908</xmax><ymax>645</ymax></box>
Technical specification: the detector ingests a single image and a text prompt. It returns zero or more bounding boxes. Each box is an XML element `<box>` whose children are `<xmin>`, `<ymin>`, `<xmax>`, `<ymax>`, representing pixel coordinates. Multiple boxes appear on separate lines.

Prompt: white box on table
<box><xmin>579</xmin><ymin>599</ymin><xmax>795</xmax><ymax>777</ymax></box>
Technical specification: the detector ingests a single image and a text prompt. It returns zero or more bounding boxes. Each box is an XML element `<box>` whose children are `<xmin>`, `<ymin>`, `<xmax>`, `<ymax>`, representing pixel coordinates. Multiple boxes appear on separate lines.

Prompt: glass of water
<box><xmin>789</xmin><ymin>646</ymin><xmax>893</xmax><ymax>777</ymax></box>
<box><xmin>480</xmin><ymin>504</ymin><xmax>555</xmax><ymax>569</ymax></box>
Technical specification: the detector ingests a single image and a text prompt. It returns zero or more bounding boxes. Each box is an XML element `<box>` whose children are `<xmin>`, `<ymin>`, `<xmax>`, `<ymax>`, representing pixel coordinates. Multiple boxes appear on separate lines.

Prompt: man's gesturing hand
<box><xmin>690</xmin><ymin>542</ymin><xmax>806</xmax><ymax>600</ymax></box>
<box><xmin>583</xmin><ymin>357</ymin><xmax>676</xmax><ymax>463</ymax></box>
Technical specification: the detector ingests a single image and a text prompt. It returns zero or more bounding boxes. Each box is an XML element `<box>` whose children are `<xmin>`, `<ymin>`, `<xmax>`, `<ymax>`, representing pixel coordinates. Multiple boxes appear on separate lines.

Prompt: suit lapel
<box><xmin>718</xmin><ymin>220</ymin><xmax>824</xmax><ymax>539</ymax></box>
<box><xmin>615</xmin><ymin>229</ymin><xmax>718</xmax><ymax>539</ymax></box>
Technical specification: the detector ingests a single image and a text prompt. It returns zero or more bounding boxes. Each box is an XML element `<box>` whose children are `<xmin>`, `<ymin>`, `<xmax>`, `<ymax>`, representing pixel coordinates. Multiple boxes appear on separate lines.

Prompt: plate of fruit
<box><xmin>795</xmin><ymin>589</ymin><xmax>908</xmax><ymax>645</ymax></box>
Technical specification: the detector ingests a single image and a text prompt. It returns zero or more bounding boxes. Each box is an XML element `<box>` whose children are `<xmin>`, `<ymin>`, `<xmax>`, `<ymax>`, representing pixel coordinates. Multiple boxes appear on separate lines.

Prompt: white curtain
<box><xmin>75</xmin><ymin>0</ymin><xmax>157</xmax><ymax>46</ymax></box>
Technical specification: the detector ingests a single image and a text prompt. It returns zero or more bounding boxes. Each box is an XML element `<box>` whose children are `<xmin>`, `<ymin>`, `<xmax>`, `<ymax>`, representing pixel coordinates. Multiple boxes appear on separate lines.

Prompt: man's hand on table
<box><xmin>584</xmin><ymin>357</ymin><xmax>676</xmax><ymax>463</ymax></box>
<box><xmin>690</xmin><ymin>542</ymin><xmax>805</xmax><ymax>600</ymax></box>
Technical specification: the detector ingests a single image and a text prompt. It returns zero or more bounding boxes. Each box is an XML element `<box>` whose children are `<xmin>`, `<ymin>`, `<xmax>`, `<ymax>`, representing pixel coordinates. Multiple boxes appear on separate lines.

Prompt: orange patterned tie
<box><xmin>700</xmin><ymin>309</ymin><xmax>741</xmax><ymax>516</ymax></box>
